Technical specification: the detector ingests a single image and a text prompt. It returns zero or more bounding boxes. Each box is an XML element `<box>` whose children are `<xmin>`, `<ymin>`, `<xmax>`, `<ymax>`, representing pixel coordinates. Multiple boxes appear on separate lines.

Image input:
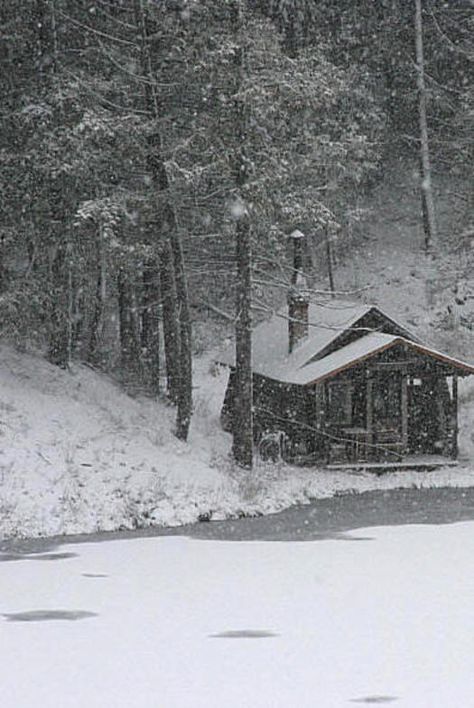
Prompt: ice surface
<box><xmin>2</xmin><ymin>523</ymin><xmax>474</xmax><ymax>707</ymax></box>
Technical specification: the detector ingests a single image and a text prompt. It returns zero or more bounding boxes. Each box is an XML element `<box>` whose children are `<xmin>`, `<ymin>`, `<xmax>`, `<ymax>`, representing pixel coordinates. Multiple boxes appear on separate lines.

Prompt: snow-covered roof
<box><xmin>286</xmin><ymin>334</ymin><xmax>474</xmax><ymax>386</ymax></box>
<box><xmin>217</xmin><ymin>299</ymin><xmax>410</xmax><ymax>379</ymax></box>
<box><xmin>287</xmin><ymin>332</ymin><xmax>474</xmax><ymax>386</ymax></box>
<box><xmin>289</xmin><ymin>332</ymin><xmax>396</xmax><ymax>384</ymax></box>
<box><xmin>217</xmin><ymin>298</ymin><xmax>474</xmax><ymax>385</ymax></box>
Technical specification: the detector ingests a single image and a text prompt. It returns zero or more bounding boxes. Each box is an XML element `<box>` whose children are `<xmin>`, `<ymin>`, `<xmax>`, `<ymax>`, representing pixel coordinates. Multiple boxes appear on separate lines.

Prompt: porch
<box><xmin>322</xmin><ymin>355</ymin><xmax>460</xmax><ymax>466</ymax></box>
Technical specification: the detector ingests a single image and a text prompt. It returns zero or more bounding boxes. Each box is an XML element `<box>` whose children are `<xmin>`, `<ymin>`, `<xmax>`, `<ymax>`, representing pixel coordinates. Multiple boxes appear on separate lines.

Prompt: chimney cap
<box><xmin>289</xmin><ymin>229</ymin><xmax>305</xmax><ymax>240</ymax></box>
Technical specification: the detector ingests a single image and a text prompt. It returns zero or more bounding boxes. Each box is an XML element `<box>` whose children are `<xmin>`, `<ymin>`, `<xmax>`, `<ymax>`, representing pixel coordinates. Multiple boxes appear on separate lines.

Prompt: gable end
<box><xmin>306</xmin><ymin>307</ymin><xmax>417</xmax><ymax>364</ymax></box>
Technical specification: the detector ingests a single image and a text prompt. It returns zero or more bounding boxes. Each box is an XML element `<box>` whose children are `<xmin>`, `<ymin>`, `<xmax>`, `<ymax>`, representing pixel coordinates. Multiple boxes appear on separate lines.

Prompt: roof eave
<box><xmin>300</xmin><ymin>338</ymin><xmax>398</xmax><ymax>387</ymax></box>
<box><xmin>300</xmin><ymin>337</ymin><xmax>474</xmax><ymax>387</ymax></box>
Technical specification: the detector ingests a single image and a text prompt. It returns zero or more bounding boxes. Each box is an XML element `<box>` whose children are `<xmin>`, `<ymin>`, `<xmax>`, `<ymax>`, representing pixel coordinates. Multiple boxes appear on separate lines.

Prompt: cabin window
<box><xmin>327</xmin><ymin>382</ymin><xmax>352</xmax><ymax>424</ymax></box>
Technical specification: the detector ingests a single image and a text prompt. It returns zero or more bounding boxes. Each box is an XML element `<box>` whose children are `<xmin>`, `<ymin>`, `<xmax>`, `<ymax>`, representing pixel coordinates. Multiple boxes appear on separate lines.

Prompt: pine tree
<box><xmin>231</xmin><ymin>0</ymin><xmax>254</xmax><ymax>469</ymax></box>
<box><xmin>415</xmin><ymin>0</ymin><xmax>437</xmax><ymax>252</ymax></box>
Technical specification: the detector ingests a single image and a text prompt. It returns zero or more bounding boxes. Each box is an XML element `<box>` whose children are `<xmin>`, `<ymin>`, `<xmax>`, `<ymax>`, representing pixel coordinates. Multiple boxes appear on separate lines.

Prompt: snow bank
<box><xmin>0</xmin><ymin>346</ymin><xmax>237</xmax><ymax>537</ymax></box>
<box><xmin>0</xmin><ymin>344</ymin><xmax>473</xmax><ymax>539</ymax></box>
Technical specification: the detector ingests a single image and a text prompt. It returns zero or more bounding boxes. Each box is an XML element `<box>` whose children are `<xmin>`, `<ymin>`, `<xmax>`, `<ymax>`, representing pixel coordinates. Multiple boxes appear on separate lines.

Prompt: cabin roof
<box><xmin>217</xmin><ymin>297</ymin><xmax>474</xmax><ymax>385</ymax></box>
<box><xmin>217</xmin><ymin>299</ymin><xmax>415</xmax><ymax>379</ymax></box>
<box><xmin>288</xmin><ymin>334</ymin><xmax>474</xmax><ymax>385</ymax></box>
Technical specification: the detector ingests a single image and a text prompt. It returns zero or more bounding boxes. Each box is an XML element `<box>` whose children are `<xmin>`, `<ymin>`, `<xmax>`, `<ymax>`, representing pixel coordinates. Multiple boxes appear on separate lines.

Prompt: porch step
<box><xmin>326</xmin><ymin>455</ymin><xmax>459</xmax><ymax>473</ymax></box>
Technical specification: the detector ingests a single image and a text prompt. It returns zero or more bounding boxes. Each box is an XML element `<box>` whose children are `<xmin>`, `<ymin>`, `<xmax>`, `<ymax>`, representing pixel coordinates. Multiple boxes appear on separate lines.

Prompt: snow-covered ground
<box><xmin>1</xmin><ymin>343</ymin><xmax>474</xmax><ymax>539</ymax></box>
<box><xmin>2</xmin><ymin>521</ymin><xmax>474</xmax><ymax>707</ymax></box>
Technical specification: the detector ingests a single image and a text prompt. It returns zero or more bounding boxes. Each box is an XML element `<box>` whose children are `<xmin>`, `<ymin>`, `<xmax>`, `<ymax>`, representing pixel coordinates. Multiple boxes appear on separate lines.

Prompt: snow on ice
<box><xmin>2</xmin><ymin>522</ymin><xmax>474</xmax><ymax>707</ymax></box>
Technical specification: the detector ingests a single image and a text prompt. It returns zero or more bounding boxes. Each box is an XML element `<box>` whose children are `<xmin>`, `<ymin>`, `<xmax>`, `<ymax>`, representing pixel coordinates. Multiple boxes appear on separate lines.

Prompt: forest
<box><xmin>1</xmin><ymin>0</ymin><xmax>473</xmax><ymax>467</ymax></box>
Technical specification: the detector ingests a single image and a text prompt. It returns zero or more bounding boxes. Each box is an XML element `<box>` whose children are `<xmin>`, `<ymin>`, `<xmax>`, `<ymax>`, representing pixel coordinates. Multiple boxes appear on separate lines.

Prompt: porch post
<box><xmin>435</xmin><ymin>376</ymin><xmax>448</xmax><ymax>456</ymax></box>
<box><xmin>401</xmin><ymin>373</ymin><xmax>408</xmax><ymax>453</ymax></box>
<box><xmin>324</xmin><ymin>381</ymin><xmax>330</xmax><ymax>463</ymax></box>
<box><xmin>366</xmin><ymin>368</ymin><xmax>374</xmax><ymax>459</ymax></box>
<box><xmin>452</xmin><ymin>374</ymin><xmax>458</xmax><ymax>459</ymax></box>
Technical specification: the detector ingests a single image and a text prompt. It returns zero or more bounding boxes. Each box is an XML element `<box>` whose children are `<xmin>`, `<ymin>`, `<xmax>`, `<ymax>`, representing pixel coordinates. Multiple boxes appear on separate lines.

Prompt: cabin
<box><xmin>218</xmin><ymin>239</ymin><xmax>474</xmax><ymax>469</ymax></box>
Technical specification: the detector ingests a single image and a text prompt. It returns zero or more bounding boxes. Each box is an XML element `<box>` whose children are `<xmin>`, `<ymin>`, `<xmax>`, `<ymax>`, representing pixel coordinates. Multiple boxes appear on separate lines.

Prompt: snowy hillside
<box><xmin>1</xmin><ymin>338</ymin><xmax>474</xmax><ymax>539</ymax></box>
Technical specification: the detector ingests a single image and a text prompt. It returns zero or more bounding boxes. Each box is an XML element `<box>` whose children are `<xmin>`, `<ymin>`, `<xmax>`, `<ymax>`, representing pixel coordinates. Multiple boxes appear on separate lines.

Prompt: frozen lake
<box><xmin>2</xmin><ymin>488</ymin><xmax>474</xmax><ymax>707</ymax></box>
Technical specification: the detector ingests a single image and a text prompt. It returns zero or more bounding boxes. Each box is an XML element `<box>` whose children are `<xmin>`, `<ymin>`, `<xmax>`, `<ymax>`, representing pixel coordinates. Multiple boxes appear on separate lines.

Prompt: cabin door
<box><xmin>370</xmin><ymin>369</ymin><xmax>405</xmax><ymax>459</ymax></box>
<box><xmin>407</xmin><ymin>377</ymin><xmax>439</xmax><ymax>453</ymax></box>
<box><xmin>372</xmin><ymin>370</ymin><xmax>402</xmax><ymax>433</ymax></box>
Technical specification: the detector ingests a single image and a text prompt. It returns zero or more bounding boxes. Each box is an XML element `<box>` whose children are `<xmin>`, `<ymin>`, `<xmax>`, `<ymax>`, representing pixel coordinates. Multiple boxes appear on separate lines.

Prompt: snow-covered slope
<box><xmin>0</xmin><ymin>346</ymin><xmax>239</xmax><ymax>537</ymax></box>
<box><xmin>1</xmin><ymin>342</ymin><xmax>474</xmax><ymax>539</ymax></box>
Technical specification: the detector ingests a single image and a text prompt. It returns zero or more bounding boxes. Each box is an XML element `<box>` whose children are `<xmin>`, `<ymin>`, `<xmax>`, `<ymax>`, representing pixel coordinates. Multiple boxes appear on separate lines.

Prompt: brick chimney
<box><xmin>288</xmin><ymin>230</ymin><xmax>309</xmax><ymax>353</ymax></box>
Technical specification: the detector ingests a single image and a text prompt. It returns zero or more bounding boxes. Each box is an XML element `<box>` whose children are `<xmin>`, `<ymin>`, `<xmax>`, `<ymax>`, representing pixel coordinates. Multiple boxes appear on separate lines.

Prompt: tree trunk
<box><xmin>414</xmin><ymin>0</ymin><xmax>437</xmax><ymax>251</ymax></box>
<box><xmin>87</xmin><ymin>227</ymin><xmax>107</xmax><ymax>366</ymax></box>
<box><xmin>148</xmin><ymin>136</ymin><xmax>192</xmax><ymax>437</ymax></box>
<box><xmin>159</xmin><ymin>241</ymin><xmax>181</xmax><ymax>403</ymax></box>
<box><xmin>118</xmin><ymin>267</ymin><xmax>141</xmax><ymax>377</ymax></box>
<box><xmin>141</xmin><ymin>258</ymin><xmax>161</xmax><ymax>395</ymax></box>
<box><xmin>232</xmin><ymin>209</ymin><xmax>253</xmax><ymax>468</ymax></box>
<box><xmin>47</xmin><ymin>178</ymin><xmax>71</xmax><ymax>369</ymax></box>
<box><xmin>48</xmin><ymin>240</ymin><xmax>70</xmax><ymax>369</ymax></box>
<box><xmin>325</xmin><ymin>225</ymin><xmax>335</xmax><ymax>297</ymax></box>
<box><xmin>0</xmin><ymin>232</ymin><xmax>6</xmax><ymax>294</ymax></box>
<box><xmin>231</xmin><ymin>0</ymin><xmax>253</xmax><ymax>468</ymax></box>
<box><xmin>71</xmin><ymin>274</ymin><xmax>85</xmax><ymax>359</ymax></box>
<box><xmin>36</xmin><ymin>6</ymin><xmax>71</xmax><ymax>368</ymax></box>
<box><xmin>134</xmin><ymin>0</ymin><xmax>193</xmax><ymax>439</ymax></box>
<box><xmin>165</xmin><ymin>204</ymin><xmax>193</xmax><ymax>440</ymax></box>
